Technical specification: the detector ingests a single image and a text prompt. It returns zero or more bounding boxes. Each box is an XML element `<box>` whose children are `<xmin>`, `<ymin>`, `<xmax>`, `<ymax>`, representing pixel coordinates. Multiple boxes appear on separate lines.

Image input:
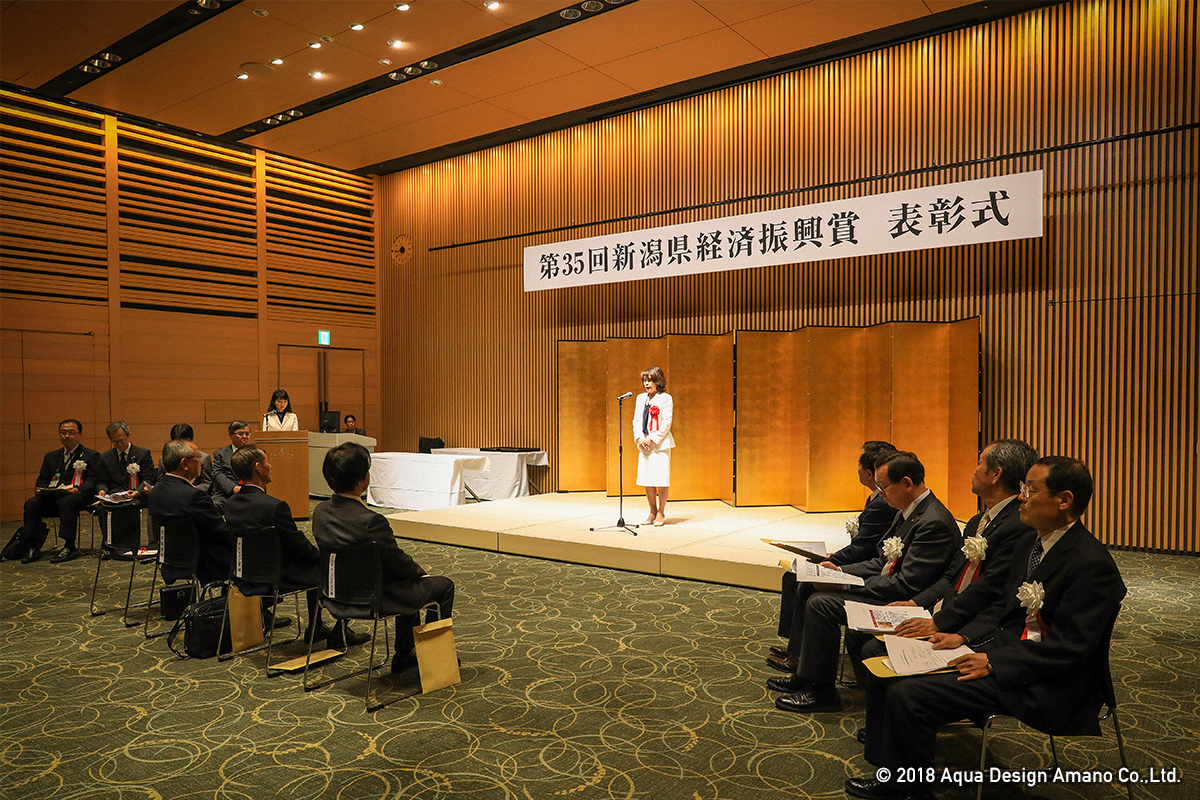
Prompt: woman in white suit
<box><xmin>262</xmin><ymin>389</ymin><xmax>299</xmax><ymax>431</ymax></box>
<box><xmin>632</xmin><ymin>366</ymin><xmax>674</xmax><ymax>527</ymax></box>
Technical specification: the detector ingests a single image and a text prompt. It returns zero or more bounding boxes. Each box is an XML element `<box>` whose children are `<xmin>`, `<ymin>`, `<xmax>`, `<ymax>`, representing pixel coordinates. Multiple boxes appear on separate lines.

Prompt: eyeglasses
<box><xmin>876</xmin><ymin>481</ymin><xmax>892</xmax><ymax>492</ymax></box>
<box><xmin>1019</xmin><ymin>482</ymin><xmax>1055</xmax><ymax>499</ymax></box>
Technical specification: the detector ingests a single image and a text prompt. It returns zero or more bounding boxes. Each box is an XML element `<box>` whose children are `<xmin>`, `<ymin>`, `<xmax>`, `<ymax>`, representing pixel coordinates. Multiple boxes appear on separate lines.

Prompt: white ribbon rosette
<box><xmin>71</xmin><ymin>459</ymin><xmax>87</xmax><ymax>486</ymax></box>
<box><xmin>880</xmin><ymin>536</ymin><xmax>904</xmax><ymax>576</ymax></box>
<box><xmin>1017</xmin><ymin>581</ymin><xmax>1046</xmax><ymax>642</ymax></box>
<box><xmin>955</xmin><ymin>535</ymin><xmax>989</xmax><ymax>590</ymax></box>
<box><xmin>127</xmin><ymin>461</ymin><xmax>140</xmax><ymax>489</ymax></box>
<box><xmin>845</xmin><ymin>516</ymin><xmax>860</xmax><ymax>537</ymax></box>
<box><xmin>126</xmin><ymin>462</ymin><xmax>140</xmax><ymax>475</ymax></box>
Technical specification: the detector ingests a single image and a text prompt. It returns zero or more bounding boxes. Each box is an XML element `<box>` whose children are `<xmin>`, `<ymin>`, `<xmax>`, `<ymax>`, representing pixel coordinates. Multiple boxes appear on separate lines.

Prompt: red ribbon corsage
<box><xmin>648</xmin><ymin>405</ymin><xmax>661</xmax><ymax>431</ymax></box>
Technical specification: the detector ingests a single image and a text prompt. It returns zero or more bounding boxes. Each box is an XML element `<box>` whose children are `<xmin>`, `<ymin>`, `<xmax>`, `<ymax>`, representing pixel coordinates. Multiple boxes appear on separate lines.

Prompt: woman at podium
<box><xmin>632</xmin><ymin>366</ymin><xmax>675</xmax><ymax>527</ymax></box>
<box><xmin>263</xmin><ymin>389</ymin><xmax>299</xmax><ymax>431</ymax></box>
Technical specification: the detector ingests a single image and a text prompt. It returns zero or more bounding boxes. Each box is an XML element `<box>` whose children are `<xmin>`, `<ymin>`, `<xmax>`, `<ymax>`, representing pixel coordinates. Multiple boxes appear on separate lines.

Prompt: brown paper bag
<box><xmin>414</xmin><ymin>617</ymin><xmax>460</xmax><ymax>693</ymax></box>
<box><xmin>227</xmin><ymin>587</ymin><xmax>264</xmax><ymax>653</ymax></box>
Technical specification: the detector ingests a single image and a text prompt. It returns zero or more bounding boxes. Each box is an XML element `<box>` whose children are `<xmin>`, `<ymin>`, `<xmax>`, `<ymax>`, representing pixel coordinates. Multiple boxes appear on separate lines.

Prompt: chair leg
<box><xmin>89</xmin><ymin>547</ymin><xmax>106</xmax><ymax>616</ymax></box>
<box><xmin>217</xmin><ymin>596</ymin><xmax>234</xmax><ymax>662</ymax></box>
<box><xmin>121</xmin><ymin>558</ymin><xmax>155</xmax><ymax>628</ymax></box>
<box><xmin>977</xmin><ymin>716</ymin><xmax>995</xmax><ymax>800</ymax></box>
<box><xmin>1111</xmin><ymin>709</ymin><xmax>1134</xmax><ymax>800</ymax></box>
<box><xmin>1048</xmin><ymin>735</ymin><xmax>1059</xmax><ymax>770</ymax></box>
<box><xmin>143</xmin><ymin>562</ymin><xmax>166</xmax><ymax>639</ymax></box>
<box><xmin>364</xmin><ymin>616</ymin><xmax>380</xmax><ymax>711</ymax></box>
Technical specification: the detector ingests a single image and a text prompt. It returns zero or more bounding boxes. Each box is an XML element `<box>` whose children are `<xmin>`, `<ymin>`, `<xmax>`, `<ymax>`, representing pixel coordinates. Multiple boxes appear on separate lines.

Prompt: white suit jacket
<box><xmin>262</xmin><ymin>411</ymin><xmax>299</xmax><ymax>431</ymax></box>
<box><xmin>632</xmin><ymin>392</ymin><xmax>675</xmax><ymax>450</ymax></box>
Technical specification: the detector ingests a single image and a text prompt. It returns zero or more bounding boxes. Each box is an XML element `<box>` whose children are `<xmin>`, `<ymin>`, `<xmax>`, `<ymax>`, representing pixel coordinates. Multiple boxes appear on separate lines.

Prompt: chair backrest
<box><xmin>232</xmin><ymin>527</ymin><xmax>282</xmax><ymax>586</ymax></box>
<box><xmin>1097</xmin><ymin>602</ymin><xmax>1123</xmax><ymax>711</ymax></box>
<box><xmin>159</xmin><ymin>517</ymin><xmax>199</xmax><ymax>573</ymax></box>
<box><xmin>104</xmin><ymin>505</ymin><xmax>142</xmax><ymax>550</ymax></box>
<box><xmin>320</xmin><ymin>542</ymin><xmax>383</xmax><ymax>612</ymax></box>
<box><xmin>418</xmin><ymin>436</ymin><xmax>444</xmax><ymax>454</ymax></box>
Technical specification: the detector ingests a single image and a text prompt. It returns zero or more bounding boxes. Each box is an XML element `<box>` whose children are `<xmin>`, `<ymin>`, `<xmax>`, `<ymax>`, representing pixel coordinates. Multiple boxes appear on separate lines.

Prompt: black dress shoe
<box><xmin>50</xmin><ymin>546</ymin><xmax>81</xmax><ymax>563</ymax></box>
<box><xmin>304</xmin><ymin>622</ymin><xmax>336</xmax><ymax>644</ymax></box>
<box><xmin>769</xmin><ymin>645</ymin><xmax>790</xmax><ymax>659</ymax></box>
<box><xmin>262</xmin><ymin>612</ymin><xmax>292</xmax><ymax>630</ymax></box>
<box><xmin>856</xmin><ymin>728</ymin><xmax>867</xmax><ymax>745</ymax></box>
<box><xmin>844</xmin><ymin>777</ymin><xmax>932</xmax><ymax>799</ymax></box>
<box><xmin>766</xmin><ymin>654</ymin><xmax>799</xmax><ymax>673</ymax></box>
<box><xmin>20</xmin><ymin>548</ymin><xmax>42</xmax><ymax>564</ymax></box>
<box><xmin>328</xmin><ymin>623</ymin><xmax>371</xmax><ymax>648</ymax></box>
<box><xmin>774</xmin><ymin>686</ymin><xmax>842</xmax><ymax>713</ymax></box>
<box><xmin>766</xmin><ymin>673</ymin><xmax>807</xmax><ymax>693</ymax></box>
<box><xmin>391</xmin><ymin>649</ymin><xmax>418</xmax><ymax>674</ymax></box>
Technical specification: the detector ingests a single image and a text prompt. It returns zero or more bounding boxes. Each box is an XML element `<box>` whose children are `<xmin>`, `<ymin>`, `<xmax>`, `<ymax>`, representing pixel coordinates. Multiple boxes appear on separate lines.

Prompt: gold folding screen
<box><xmin>379</xmin><ymin>1</ymin><xmax>1196</xmax><ymax>552</ymax></box>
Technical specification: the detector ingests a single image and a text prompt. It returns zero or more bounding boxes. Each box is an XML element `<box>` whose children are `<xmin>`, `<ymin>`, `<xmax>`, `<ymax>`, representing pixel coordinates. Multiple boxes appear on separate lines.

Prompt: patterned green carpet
<box><xmin>1</xmin><ymin>512</ymin><xmax>1196</xmax><ymax>800</ymax></box>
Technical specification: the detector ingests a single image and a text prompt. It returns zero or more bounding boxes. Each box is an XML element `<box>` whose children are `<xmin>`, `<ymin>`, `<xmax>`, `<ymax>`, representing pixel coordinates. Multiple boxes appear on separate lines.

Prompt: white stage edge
<box><xmin>386</xmin><ymin>492</ymin><xmax>858</xmax><ymax>592</ymax></box>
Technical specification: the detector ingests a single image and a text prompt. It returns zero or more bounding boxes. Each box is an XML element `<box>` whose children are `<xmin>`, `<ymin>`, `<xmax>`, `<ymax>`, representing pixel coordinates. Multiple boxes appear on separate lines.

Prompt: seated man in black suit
<box><xmin>770</xmin><ymin>440</ymin><xmax>899</xmax><ymax>672</ymax></box>
<box><xmin>769</xmin><ymin>451</ymin><xmax>961</xmax><ymax>714</ymax></box>
<box><xmin>154</xmin><ymin>424</ymin><xmax>213</xmax><ymax>494</ymax></box>
<box><xmin>19</xmin><ymin>418</ymin><xmax>101</xmax><ymax>564</ymax></box>
<box><xmin>147</xmin><ymin>439</ymin><xmax>232</xmax><ymax>587</ymax></box>
<box><xmin>210</xmin><ymin>421</ymin><xmax>253</xmax><ymax>512</ymax></box>
<box><xmin>224</xmin><ymin>447</ymin><xmax>367</xmax><ymax>647</ymax></box>
<box><xmin>846</xmin><ymin>457</ymin><xmax>1126</xmax><ymax>800</ymax></box>
<box><xmin>313</xmin><ymin>442</ymin><xmax>455</xmax><ymax>673</ymax></box>
<box><xmin>97</xmin><ymin>421</ymin><xmax>156</xmax><ymax>503</ymax></box>
<box><xmin>342</xmin><ymin>415</ymin><xmax>367</xmax><ymax>436</ymax></box>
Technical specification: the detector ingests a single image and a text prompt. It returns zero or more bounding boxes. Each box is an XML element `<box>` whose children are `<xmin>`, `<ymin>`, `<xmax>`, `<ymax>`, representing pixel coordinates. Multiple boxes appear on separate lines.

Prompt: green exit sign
<box><xmin>317</xmin><ymin>330</ymin><xmax>331</xmax><ymax>346</ymax></box>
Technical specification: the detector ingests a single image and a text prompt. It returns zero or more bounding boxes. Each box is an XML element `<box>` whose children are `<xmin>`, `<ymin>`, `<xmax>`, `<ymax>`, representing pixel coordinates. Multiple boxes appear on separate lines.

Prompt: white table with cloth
<box><xmin>432</xmin><ymin>448</ymin><xmax>549</xmax><ymax>500</ymax></box>
<box><xmin>366</xmin><ymin>452</ymin><xmax>491</xmax><ymax>510</ymax></box>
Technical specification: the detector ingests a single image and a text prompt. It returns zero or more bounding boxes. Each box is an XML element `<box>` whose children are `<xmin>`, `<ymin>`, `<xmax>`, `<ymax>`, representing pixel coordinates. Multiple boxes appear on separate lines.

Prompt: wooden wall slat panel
<box><xmin>379</xmin><ymin>0</ymin><xmax>1197</xmax><ymax>551</ymax></box>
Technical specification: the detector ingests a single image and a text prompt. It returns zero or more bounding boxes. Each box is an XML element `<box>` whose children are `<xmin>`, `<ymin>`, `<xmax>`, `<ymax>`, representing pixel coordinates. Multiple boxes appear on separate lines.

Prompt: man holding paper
<box><xmin>846</xmin><ymin>457</ymin><xmax>1126</xmax><ymax>800</ymax></box>
<box><xmin>770</xmin><ymin>451</ymin><xmax>960</xmax><ymax>714</ymax></box>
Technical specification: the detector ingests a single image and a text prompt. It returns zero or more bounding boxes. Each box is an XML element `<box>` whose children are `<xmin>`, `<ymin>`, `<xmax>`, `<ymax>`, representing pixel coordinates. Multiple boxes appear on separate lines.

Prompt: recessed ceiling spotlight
<box><xmin>388</xmin><ymin>39</ymin><xmax>403</xmax><ymax>48</ymax></box>
<box><xmin>319</xmin><ymin>35</ymin><xmax>334</xmax><ymax>43</ymax></box>
<box><xmin>379</xmin><ymin>58</ymin><xmax>392</xmax><ymax>65</ymax></box>
<box><xmin>388</xmin><ymin>72</ymin><xmax>404</xmax><ymax>80</ymax></box>
<box><xmin>350</xmin><ymin>23</ymin><xmax>364</xmax><ymax>30</ymax></box>
<box><xmin>195</xmin><ymin>0</ymin><xmax>220</xmax><ymax>9</ymax></box>
<box><xmin>419</xmin><ymin>60</ymin><xmax>437</xmax><ymax>69</ymax></box>
<box><xmin>485</xmin><ymin>1</ymin><xmax>499</xmax><ymax>9</ymax></box>
<box><xmin>263</xmin><ymin>117</ymin><xmax>279</xmax><ymax>125</ymax></box>
<box><xmin>99</xmin><ymin>52</ymin><xmax>122</xmax><ymax>63</ymax></box>
<box><xmin>560</xmin><ymin>8</ymin><xmax>581</xmax><ymax>18</ymax></box>
<box><xmin>581</xmin><ymin>0</ymin><xmax>604</xmax><ymax>10</ymax></box>
<box><xmin>236</xmin><ymin>72</ymin><xmax>249</xmax><ymax>79</ymax></box>
<box><xmin>274</xmin><ymin>114</ymin><xmax>289</xmax><ymax>121</ymax></box>
<box><xmin>394</xmin><ymin>2</ymin><xmax>409</xmax><ymax>9</ymax></box>
<box><xmin>88</xmin><ymin>58</ymin><xmax>112</xmax><ymax>68</ymax></box>
<box><xmin>252</xmin><ymin>8</ymin><xmax>268</xmax><ymax>16</ymax></box>
<box><xmin>403</xmin><ymin>66</ymin><xmax>422</xmax><ymax>75</ymax></box>
<box><xmin>243</xmin><ymin>127</ymin><xmax>257</xmax><ymax>133</ymax></box>
<box><xmin>430</xmin><ymin>79</ymin><xmax>442</xmax><ymax>85</ymax></box>
<box><xmin>287</xmin><ymin>110</ymin><xmax>303</xmax><ymax>117</ymax></box>
<box><xmin>605</xmin><ymin>0</ymin><xmax>625</xmax><ymax>4</ymax></box>
<box><xmin>78</xmin><ymin>64</ymin><xmax>101</xmax><ymax>73</ymax></box>
<box><xmin>307</xmin><ymin>42</ymin><xmax>321</xmax><ymax>48</ymax></box>
<box><xmin>309</xmin><ymin>71</ymin><xmax>323</xmax><ymax>78</ymax></box>
<box><xmin>270</xmin><ymin>57</ymin><xmax>283</xmax><ymax>65</ymax></box>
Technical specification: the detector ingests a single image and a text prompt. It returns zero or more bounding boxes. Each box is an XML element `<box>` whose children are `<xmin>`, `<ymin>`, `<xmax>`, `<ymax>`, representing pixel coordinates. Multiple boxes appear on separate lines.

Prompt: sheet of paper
<box><xmin>792</xmin><ymin>558</ymin><xmax>865</xmax><ymax>586</ymax></box>
<box><xmin>845</xmin><ymin>601</ymin><xmax>932</xmax><ymax>633</ymax></box>
<box><xmin>883</xmin><ymin>634</ymin><xmax>973</xmax><ymax>676</ymax></box>
<box><xmin>763</xmin><ymin>540</ymin><xmax>828</xmax><ymax>562</ymax></box>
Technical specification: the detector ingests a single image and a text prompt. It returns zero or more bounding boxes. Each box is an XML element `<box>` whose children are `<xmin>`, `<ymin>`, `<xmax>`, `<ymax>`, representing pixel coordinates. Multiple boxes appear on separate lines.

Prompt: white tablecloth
<box><xmin>366</xmin><ymin>452</ymin><xmax>491</xmax><ymax>510</ymax></box>
<box><xmin>431</xmin><ymin>448</ymin><xmax>549</xmax><ymax>500</ymax></box>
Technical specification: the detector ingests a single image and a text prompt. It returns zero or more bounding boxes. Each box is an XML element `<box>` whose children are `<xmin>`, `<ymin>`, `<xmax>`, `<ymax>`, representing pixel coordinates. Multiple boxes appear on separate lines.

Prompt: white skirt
<box><xmin>636</xmin><ymin>449</ymin><xmax>670</xmax><ymax>487</ymax></box>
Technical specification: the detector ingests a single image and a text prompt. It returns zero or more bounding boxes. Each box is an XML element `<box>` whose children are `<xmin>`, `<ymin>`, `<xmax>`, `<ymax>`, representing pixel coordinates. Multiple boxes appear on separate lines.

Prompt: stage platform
<box><xmin>385</xmin><ymin>492</ymin><xmax>860</xmax><ymax>592</ymax></box>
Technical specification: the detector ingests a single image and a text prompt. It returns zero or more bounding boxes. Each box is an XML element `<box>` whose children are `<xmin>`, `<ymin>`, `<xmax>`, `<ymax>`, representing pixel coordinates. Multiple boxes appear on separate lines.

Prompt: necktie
<box><xmin>1026</xmin><ymin>538</ymin><xmax>1044</xmax><ymax>579</ymax></box>
<box><xmin>977</xmin><ymin>509</ymin><xmax>992</xmax><ymax>534</ymax></box>
<box><xmin>642</xmin><ymin>403</ymin><xmax>651</xmax><ymax>435</ymax></box>
<box><xmin>120</xmin><ymin>452</ymin><xmax>128</xmax><ymax>468</ymax></box>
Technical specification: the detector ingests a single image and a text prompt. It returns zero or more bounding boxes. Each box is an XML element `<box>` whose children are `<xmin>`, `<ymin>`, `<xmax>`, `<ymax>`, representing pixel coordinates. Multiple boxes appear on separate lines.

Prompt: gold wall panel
<box><xmin>606</xmin><ymin>338</ymin><xmax>668</xmax><ymax>496</ymax></box>
<box><xmin>666</xmin><ymin>333</ymin><xmax>734</xmax><ymax>502</ymax></box>
<box><xmin>890</xmin><ymin>322</ymin><xmax>954</xmax><ymax>513</ymax></box>
<box><xmin>377</xmin><ymin>0</ymin><xmax>1195</xmax><ymax>551</ymax></box>
<box><xmin>734</xmin><ymin>331</ymin><xmax>794</xmax><ymax>506</ymax></box>
<box><xmin>789</xmin><ymin>332</ymin><xmax>809</xmax><ymax>511</ymax></box>
<box><xmin>806</xmin><ymin>328</ymin><xmax>873</xmax><ymax>512</ymax></box>
<box><xmin>557</xmin><ymin>340</ymin><xmax>607</xmax><ymax>491</ymax></box>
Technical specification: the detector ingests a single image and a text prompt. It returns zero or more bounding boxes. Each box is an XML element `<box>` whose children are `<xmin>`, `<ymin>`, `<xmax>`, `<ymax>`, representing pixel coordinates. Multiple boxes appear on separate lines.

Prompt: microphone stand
<box><xmin>591</xmin><ymin>393</ymin><xmax>638</xmax><ymax>537</ymax></box>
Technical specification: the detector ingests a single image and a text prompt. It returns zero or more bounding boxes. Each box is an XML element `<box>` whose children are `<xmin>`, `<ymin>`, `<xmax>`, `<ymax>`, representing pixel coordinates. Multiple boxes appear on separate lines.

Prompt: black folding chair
<box><xmin>217</xmin><ymin>527</ymin><xmax>312</xmax><ymax>677</ymax></box>
<box><xmin>89</xmin><ymin>504</ymin><xmax>154</xmax><ymax>624</ymax></box>
<box><xmin>143</xmin><ymin>517</ymin><xmax>223</xmax><ymax>639</ymax></box>
<box><xmin>303</xmin><ymin>542</ymin><xmax>433</xmax><ymax>712</ymax></box>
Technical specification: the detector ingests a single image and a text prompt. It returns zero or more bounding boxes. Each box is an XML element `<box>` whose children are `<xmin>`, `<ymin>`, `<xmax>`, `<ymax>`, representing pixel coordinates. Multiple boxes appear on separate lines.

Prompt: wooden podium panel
<box><xmin>735</xmin><ymin>331</ymin><xmax>795</xmax><ymax>507</ymax></box>
<box><xmin>557</xmin><ymin>341</ymin><xmax>607</xmax><ymax>491</ymax></box>
<box><xmin>666</xmin><ymin>333</ymin><xmax>733</xmax><ymax>502</ymax></box>
<box><xmin>254</xmin><ymin>430</ymin><xmax>310</xmax><ymax>518</ymax></box>
<box><xmin>605</xmin><ymin>338</ymin><xmax>667</xmax><ymax>496</ymax></box>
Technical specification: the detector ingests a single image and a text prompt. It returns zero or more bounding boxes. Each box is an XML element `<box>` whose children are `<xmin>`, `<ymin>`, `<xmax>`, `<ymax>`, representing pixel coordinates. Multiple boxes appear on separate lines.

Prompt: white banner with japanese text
<box><xmin>523</xmin><ymin>170</ymin><xmax>1043</xmax><ymax>291</ymax></box>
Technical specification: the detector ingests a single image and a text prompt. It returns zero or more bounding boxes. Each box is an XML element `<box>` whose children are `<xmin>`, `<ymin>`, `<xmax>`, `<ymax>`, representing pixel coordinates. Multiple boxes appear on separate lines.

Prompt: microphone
<box><xmin>616</xmin><ymin>391</ymin><xmax>634</xmax><ymax>400</ymax></box>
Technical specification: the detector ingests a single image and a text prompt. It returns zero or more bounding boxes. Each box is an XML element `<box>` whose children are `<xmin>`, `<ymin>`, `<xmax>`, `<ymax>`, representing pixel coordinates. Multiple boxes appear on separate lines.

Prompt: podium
<box><xmin>309</xmin><ymin>432</ymin><xmax>377</xmax><ymax>498</ymax></box>
<box><xmin>255</xmin><ymin>430</ymin><xmax>311</xmax><ymax>519</ymax></box>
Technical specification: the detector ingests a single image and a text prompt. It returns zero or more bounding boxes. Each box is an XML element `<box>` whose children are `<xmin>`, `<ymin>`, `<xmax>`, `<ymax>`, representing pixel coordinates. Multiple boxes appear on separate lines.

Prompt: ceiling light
<box><xmin>388</xmin><ymin>39</ymin><xmax>402</xmax><ymax>48</ymax></box>
<box><xmin>195</xmin><ymin>0</ymin><xmax>220</xmax><ymax>9</ymax></box>
<box><xmin>287</xmin><ymin>110</ymin><xmax>303</xmax><ymax>117</ymax></box>
<box><xmin>560</xmin><ymin>8</ymin><xmax>580</xmax><ymax>18</ymax></box>
<box><xmin>99</xmin><ymin>52</ymin><xmax>122</xmax><ymax>63</ymax></box>
<box><xmin>309</xmin><ymin>71</ymin><xmax>323</xmax><ymax>78</ymax></box>
<box><xmin>269</xmin><ymin>58</ymin><xmax>283</xmax><ymax>65</ymax></box>
<box><xmin>581</xmin><ymin>0</ymin><xmax>604</xmax><ymax>10</ymax></box>
<box><xmin>388</xmin><ymin>72</ymin><xmax>404</xmax><ymax>80</ymax></box>
<box><xmin>243</xmin><ymin>127</ymin><xmax>257</xmax><ymax>133</ymax></box>
<box><xmin>403</xmin><ymin>66</ymin><xmax>422</xmax><ymax>75</ymax></box>
<box><xmin>419</xmin><ymin>60</ymin><xmax>437</xmax><ymax>69</ymax></box>
<box><xmin>485</xmin><ymin>1</ymin><xmax>499</xmax><ymax>9</ymax></box>
<box><xmin>394</xmin><ymin>3</ymin><xmax>409</xmax><ymax>9</ymax></box>
<box><xmin>78</xmin><ymin>64</ymin><xmax>101</xmax><ymax>73</ymax></box>
<box><xmin>236</xmin><ymin>72</ymin><xmax>249</xmax><ymax>80</ymax></box>
<box><xmin>88</xmin><ymin>58</ymin><xmax>112</xmax><ymax>68</ymax></box>
<box><xmin>307</xmin><ymin>42</ymin><xmax>321</xmax><ymax>48</ymax></box>
<box><xmin>263</xmin><ymin>117</ymin><xmax>279</xmax><ymax>125</ymax></box>
<box><xmin>379</xmin><ymin>58</ymin><xmax>392</xmax><ymax>65</ymax></box>
<box><xmin>605</xmin><ymin>0</ymin><xmax>625</xmax><ymax>4</ymax></box>
<box><xmin>274</xmin><ymin>114</ymin><xmax>289</xmax><ymax>121</ymax></box>
<box><xmin>319</xmin><ymin>35</ymin><xmax>334</xmax><ymax>43</ymax></box>
<box><xmin>252</xmin><ymin>8</ymin><xmax>268</xmax><ymax>16</ymax></box>
<box><xmin>350</xmin><ymin>23</ymin><xmax>364</xmax><ymax>30</ymax></box>
<box><xmin>430</xmin><ymin>79</ymin><xmax>442</xmax><ymax>85</ymax></box>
